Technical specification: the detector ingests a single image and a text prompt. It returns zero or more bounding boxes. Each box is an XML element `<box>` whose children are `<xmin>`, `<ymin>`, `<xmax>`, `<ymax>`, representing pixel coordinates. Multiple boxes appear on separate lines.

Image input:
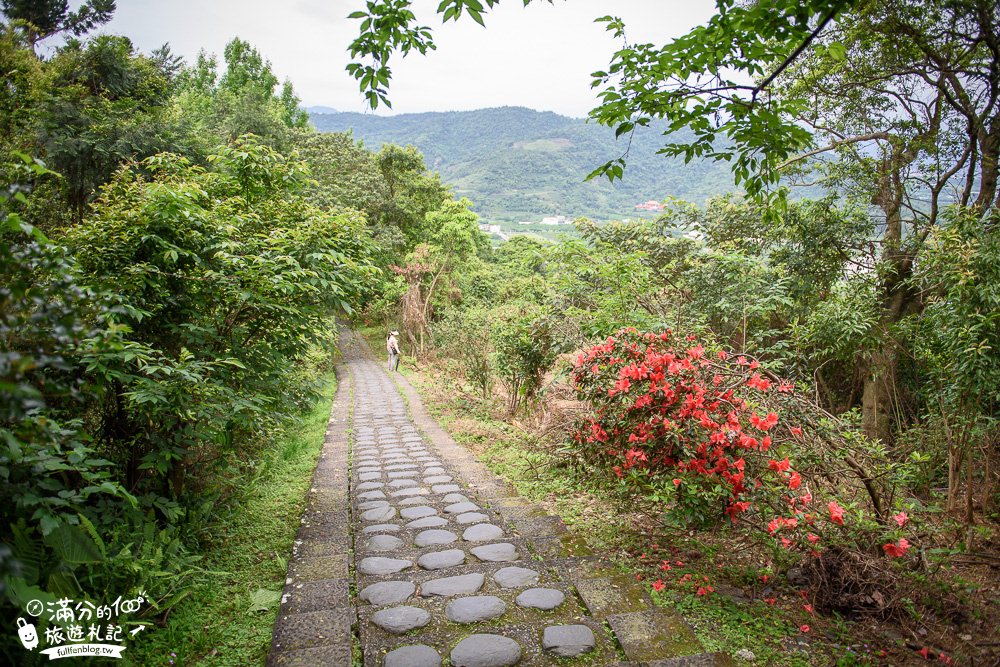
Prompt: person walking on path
<box><xmin>386</xmin><ymin>330</ymin><xmax>401</xmax><ymax>371</ymax></box>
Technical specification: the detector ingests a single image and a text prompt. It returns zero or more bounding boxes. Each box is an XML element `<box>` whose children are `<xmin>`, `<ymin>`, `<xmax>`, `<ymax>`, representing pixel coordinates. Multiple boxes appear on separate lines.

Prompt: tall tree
<box><xmin>0</xmin><ymin>0</ymin><xmax>115</xmax><ymax>46</ymax></box>
<box><xmin>38</xmin><ymin>35</ymin><xmax>178</xmax><ymax>223</ymax></box>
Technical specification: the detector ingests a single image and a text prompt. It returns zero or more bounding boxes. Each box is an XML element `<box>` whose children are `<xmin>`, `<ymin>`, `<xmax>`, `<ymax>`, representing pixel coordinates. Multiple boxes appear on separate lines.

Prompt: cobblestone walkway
<box><xmin>268</xmin><ymin>329</ymin><xmax>735</xmax><ymax>666</ymax></box>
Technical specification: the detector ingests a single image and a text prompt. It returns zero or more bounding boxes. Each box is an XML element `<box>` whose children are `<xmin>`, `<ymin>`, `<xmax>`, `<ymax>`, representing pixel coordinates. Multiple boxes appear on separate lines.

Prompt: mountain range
<box><xmin>308</xmin><ymin>106</ymin><xmax>739</xmax><ymax>222</ymax></box>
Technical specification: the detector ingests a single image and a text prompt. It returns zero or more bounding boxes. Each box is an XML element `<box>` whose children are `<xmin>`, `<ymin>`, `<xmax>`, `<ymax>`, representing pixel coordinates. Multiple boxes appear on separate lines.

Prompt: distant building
<box><xmin>540</xmin><ymin>215</ymin><xmax>569</xmax><ymax>225</ymax></box>
<box><xmin>479</xmin><ymin>223</ymin><xmax>502</xmax><ymax>234</ymax></box>
<box><xmin>635</xmin><ymin>200</ymin><xmax>666</xmax><ymax>211</ymax></box>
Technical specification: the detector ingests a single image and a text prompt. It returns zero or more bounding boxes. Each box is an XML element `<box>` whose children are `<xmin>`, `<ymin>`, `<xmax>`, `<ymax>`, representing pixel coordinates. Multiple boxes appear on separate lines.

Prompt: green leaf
<box><xmin>249</xmin><ymin>588</ymin><xmax>282</xmax><ymax>612</ymax></box>
<box><xmin>43</xmin><ymin>523</ymin><xmax>105</xmax><ymax>564</ymax></box>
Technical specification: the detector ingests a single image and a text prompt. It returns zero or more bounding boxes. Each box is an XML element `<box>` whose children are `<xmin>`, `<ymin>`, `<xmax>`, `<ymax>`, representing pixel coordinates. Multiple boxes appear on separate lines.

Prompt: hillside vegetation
<box><xmin>3</xmin><ymin>0</ymin><xmax>1000</xmax><ymax>665</ymax></box>
<box><xmin>310</xmin><ymin>106</ymin><xmax>738</xmax><ymax>221</ymax></box>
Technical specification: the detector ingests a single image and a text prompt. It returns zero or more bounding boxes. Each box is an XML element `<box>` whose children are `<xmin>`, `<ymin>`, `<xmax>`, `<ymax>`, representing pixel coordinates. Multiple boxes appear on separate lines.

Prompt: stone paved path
<box><xmin>268</xmin><ymin>328</ymin><xmax>735</xmax><ymax>666</ymax></box>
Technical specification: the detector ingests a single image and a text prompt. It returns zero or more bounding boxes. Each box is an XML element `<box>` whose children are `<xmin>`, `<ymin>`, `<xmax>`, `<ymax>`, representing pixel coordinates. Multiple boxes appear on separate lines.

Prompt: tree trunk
<box><xmin>862</xmin><ymin>346</ymin><xmax>897</xmax><ymax>444</ymax></box>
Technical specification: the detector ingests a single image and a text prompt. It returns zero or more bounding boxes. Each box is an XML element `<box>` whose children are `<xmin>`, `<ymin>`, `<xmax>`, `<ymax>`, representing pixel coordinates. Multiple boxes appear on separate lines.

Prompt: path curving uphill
<box><xmin>267</xmin><ymin>327</ymin><xmax>734</xmax><ymax>666</ymax></box>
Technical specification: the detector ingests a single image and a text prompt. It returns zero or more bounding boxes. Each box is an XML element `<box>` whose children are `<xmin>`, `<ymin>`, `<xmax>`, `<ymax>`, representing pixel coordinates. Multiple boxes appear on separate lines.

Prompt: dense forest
<box><xmin>310</xmin><ymin>107</ymin><xmax>739</xmax><ymax>221</ymax></box>
<box><xmin>2</xmin><ymin>0</ymin><xmax>999</xmax><ymax>664</ymax></box>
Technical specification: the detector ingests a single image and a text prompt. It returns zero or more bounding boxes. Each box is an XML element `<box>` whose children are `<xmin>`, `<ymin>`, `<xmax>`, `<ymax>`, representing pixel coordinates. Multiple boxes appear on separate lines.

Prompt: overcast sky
<box><xmin>74</xmin><ymin>0</ymin><xmax>715</xmax><ymax>118</ymax></box>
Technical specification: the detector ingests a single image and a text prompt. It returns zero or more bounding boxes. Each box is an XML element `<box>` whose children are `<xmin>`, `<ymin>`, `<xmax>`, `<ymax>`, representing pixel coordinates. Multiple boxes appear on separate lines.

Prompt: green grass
<box><xmin>124</xmin><ymin>375</ymin><xmax>337</xmax><ymax>667</ymax></box>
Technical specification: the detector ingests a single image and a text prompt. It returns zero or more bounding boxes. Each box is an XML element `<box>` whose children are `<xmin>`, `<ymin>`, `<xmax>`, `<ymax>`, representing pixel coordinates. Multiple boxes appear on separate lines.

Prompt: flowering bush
<box><xmin>570</xmin><ymin>328</ymin><xmax>912</xmax><ymax>557</ymax></box>
<box><xmin>569</xmin><ymin>328</ymin><xmax>949</xmax><ymax>618</ymax></box>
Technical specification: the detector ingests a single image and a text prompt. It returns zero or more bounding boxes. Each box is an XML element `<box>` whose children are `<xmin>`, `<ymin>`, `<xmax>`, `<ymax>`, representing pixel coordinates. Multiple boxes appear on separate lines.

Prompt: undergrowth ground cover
<box><xmin>362</xmin><ymin>327</ymin><xmax>953</xmax><ymax>667</ymax></box>
<box><xmin>124</xmin><ymin>376</ymin><xmax>337</xmax><ymax>667</ymax></box>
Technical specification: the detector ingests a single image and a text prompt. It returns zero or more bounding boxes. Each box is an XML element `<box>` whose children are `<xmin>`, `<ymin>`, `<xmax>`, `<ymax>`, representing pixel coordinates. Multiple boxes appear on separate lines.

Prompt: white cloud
<box><xmin>90</xmin><ymin>0</ymin><xmax>715</xmax><ymax>117</ymax></box>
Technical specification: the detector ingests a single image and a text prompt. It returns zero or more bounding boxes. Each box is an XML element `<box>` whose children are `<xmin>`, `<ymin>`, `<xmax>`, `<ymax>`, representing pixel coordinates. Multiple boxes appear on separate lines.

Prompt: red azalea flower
<box><xmin>919</xmin><ymin>647</ymin><xmax>931</xmax><ymax>659</ymax></box>
<box><xmin>803</xmin><ymin>603</ymin><xmax>813</xmax><ymax>614</ymax></box>
<box><xmin>788</xmin><ymin>471</ymin><xmax>802</xmax><ymax>490</ymax></box>
<box><xmin>790</xmin><ymin>426</ymin><xmax>803</xmax><ymax>438</ymax></box>
<box><xmin>768</xmin><ymin>457</ymin><xmax>791</xmax><ymax>473</ymax></box>
<box><xmin>882</xmin><ymin>538</ymin><xmax>910</xmax><ymax>558</ymax></box>
<box><xmin>652</xmin><ymin>579</ymin><xmax>666</xmax><ymax>592</ymax></box>
<box><xmin>828</xmin><ymin>501</ymin><xmax>845</xmax><ymax>525</ymax></box>
<box><xmin>800</xmin><ymin>625</ymin><xmax>810</xmax><ymax>633</ymax></box>
<box><xmin>892</xmin><ymin>511</ymin><xmax>908</xmax><ymax>527</ymax></box>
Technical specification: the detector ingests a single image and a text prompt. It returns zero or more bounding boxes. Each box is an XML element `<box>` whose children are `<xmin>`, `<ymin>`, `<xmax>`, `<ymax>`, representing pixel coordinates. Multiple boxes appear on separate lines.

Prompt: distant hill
<box><xmin>305</xmin><ymin>105</ymin><xmax>339</xmax><ymax>115</ymax></box>
<box><xmin>309</xmin><ymin>106</ymin><xmax>738</xmax><ymax>222</ymax></box>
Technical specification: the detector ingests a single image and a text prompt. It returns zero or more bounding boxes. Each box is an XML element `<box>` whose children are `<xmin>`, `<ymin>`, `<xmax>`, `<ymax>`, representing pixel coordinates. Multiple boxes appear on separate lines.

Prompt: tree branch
<box><xmin>777</xmin><ymin>132</ymin><xmax>891</xmax><ymax>170</ymax></box>
<box><xmin>751</xmin><ymin>2</ymin><xmax>848</xmax><ymax>103</ymax></box>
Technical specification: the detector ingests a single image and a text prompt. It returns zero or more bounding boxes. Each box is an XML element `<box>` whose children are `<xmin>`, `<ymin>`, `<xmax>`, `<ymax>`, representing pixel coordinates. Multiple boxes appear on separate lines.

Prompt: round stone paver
<box><xmin>493</xmin><ymin>566</ymin><xmax>539</xmax><ymax>588</ymax></box>
<box><xmin>455</xmin><ymin>512</ymin><xmax>489</xmax><ymax>525</ymax></box>
<box><xmin>359</xmin><ymin>490</ymin><xmax>387</xmax><ymax>500</ymax></box>
<box><xmin>516</xmin><ymin>587</ymin><xmax>565</xmax><ymax>610</ymax></box>
<box><xmin>367</xmin><ymin>534</ymin><xmax>405</xmax><ymax>552</ymax></box>
<box><xmin>420</xmin><ymin>573</ymin><xmax>485</xmax><ymax>597</ymax></box>
<box><xmin>362</xmin><ymin>523</ymin><xmax>401</xmax><ymax>534</ymax></box>
<box><xmin>371</xmin><ymin>605</ymin><xmax>431</xmax><ymax>634</ymax></box>
<box><xmin>470</xmin><ymin>543</ymin><xmax>517</xmax><ymax>562</ymax></box>
<box><xmin>432</xmin><ymin>484</ymin><xmax>461</xmax><ymax>494</ymax></box>
<box><xmin>541</xmin><ymin>624</ymin><xmax>595</xmax><ymax>657</ymax></box>
<box><xmin>406</xmin><ymin>516</ymin><xmax>449</xmax><ymax>529</ymax></box>
<box><xmin>400</xmin><ymin>496</ymin><xmax>432</xmax><ymax>506</ymax></box>
<box><xmin>423</xmin><ymin>475</ymin><xmax>453</xmax><ymax>484</ymax></box>
<box><xmin>384</xmin><ymin>644</ymin><xmax>441</xmax><ymax>667</ymax></box>
<box><xmin>450</xmin><ymin>634</ymin><xmax>522</xmax><ymax>667</ymax></box>
<box><xmin>417</xmin><ymin>548</ymin><xmax>466</xmax><ymax>570</ymax></box>
<box><xmin>442</xmin><ymin>493</ymin><xmax>469</xmax><ymax>504</ymax></box>
<box><xmin>359</xmin><ymin>556</ymin><xmax>413</xmax><ymax>576</ymax></box>
<box><xmin>363</xmin><ymin>507</ymin><xmax>397</xmax><ymax>522</ymax></box>
<box><xmin>357</xmin><ymin>482</ymin><xmax>385</xmax><ymax>492</ymax></box>
<box><xmin>414</xmin><ymin>529</ymin><xmax>458</xmax><ymax>547</ymax></box>
<box><xmin>462</xmin><ymin>524</ymin><xmax>504</xmax><ymax>542</ymax></box>
<box><xmin>359</xmin><ymin>580</ymin><xmax>416</xmax><ymax>606</ymax></box>
<box><xmin>445</xmin><ymin>595</ymin><xmax>507</xmax><ymax>623</ymax></box>
<box><xmin>444</xmin><ymin>501</ymin><xmax>480</xmax><ymax>514</ymax></box>
<box><xmin>388</xmin><ymin>470</ymin><xmax>419</xmax><ymax>479</ymax></box>
<box><xmin>390</xmin><ymin>487</ymin><xmax>429</xmax><ymax>497</ymax></box>
<box><xmin>359</xmin><ymin>500</ymin><xmax>390</xmax><ymax>511</ymax></box>
<box><xmin>359</xmin><ymin>472</ymin><xmax>382</xmax><ymax>482</ymax></box>
<box><xmin>400</xmin><ymin>505</ymin><xmax>438</xmax><ymax>520</ymax></box>
<box><xmin>388</xmin><ymin>478</ymin><xmax>419</xmax><ymax>489</ymax></box>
